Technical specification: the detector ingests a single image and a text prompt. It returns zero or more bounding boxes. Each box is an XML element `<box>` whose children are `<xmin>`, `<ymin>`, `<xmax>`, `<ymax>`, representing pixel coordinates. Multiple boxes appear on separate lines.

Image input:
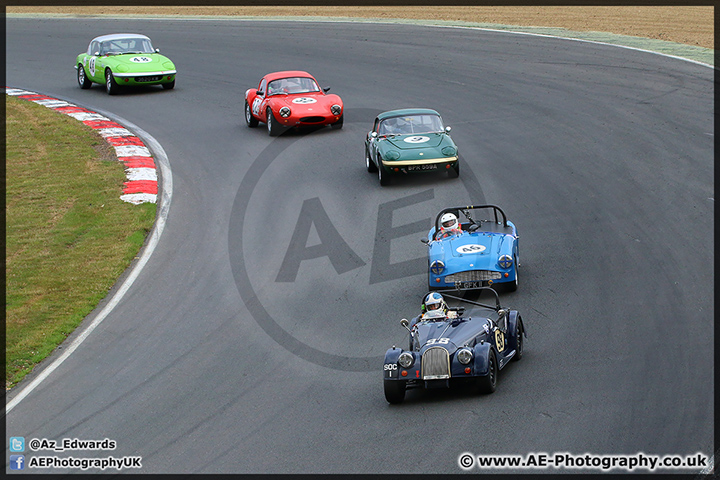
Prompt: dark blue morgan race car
<box><xmin>383</xmin><ymin>288</ymin><xmax>526</xmax><ymax>404</ymax></box>
<box><xmin>423</xmin><ymin>205</ymin><xmax>519</xmax><ymax>293</ymax></box>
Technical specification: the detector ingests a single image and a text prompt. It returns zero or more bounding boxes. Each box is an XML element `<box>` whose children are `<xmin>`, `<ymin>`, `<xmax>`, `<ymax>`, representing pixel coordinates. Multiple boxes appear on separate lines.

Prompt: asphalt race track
<box><xmin>5</xmin><ymin>17</ymin><xmax>714</xmax><ymax>474</ymax></box>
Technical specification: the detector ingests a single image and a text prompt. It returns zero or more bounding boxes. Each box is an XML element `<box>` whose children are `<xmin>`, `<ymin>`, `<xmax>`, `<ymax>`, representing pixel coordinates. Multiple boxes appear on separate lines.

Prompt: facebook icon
<box><xmin>10</xmin><ymin>455</ymin><xmax>25</xmax><ymax>470</ymax></box>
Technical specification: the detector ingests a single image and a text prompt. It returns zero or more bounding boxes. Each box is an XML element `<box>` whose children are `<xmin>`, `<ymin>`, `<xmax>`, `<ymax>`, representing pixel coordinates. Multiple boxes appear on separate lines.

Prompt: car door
<box><xmin>492</xmin><ymin>313</ymin><xmax>514</xmax><ymax>366</ymax></box>
<box><xmin>85</xmin><ymin>41</ymin><xmax>101</xmax><ymax>82</ymax></box>
<box><xmin>367</xmin><ymin>117</ymin><xmax>380</xmax><ymax>157</ymax></box>
<box><xmin>251</xmin><ymin>78</ymin><xmax>268</xmax><ymax>121</ymax></box>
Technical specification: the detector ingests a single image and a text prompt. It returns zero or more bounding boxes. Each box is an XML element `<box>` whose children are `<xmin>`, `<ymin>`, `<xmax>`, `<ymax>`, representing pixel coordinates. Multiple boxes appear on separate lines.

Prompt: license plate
<box><xmin>407</xmin><ymin>164</ymin><xmax>438</xmax><ymax>171</ymax></box>
<box><xmin>457</xmin><ymin>281</ymin><xmax>483</xmax><ymax>289</ymax></box>
<box><xmin>137</xmin><ymin>76</ymin><xmax>162</xmax><ymax>82</ymax></box>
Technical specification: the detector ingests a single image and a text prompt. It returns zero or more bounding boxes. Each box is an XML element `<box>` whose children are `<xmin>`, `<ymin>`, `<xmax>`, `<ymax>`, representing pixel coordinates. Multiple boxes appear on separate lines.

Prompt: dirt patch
<box><xmin>7</xmin><ymin>6</ymin><xmax>713</xmax><ymax>49</ymax></box>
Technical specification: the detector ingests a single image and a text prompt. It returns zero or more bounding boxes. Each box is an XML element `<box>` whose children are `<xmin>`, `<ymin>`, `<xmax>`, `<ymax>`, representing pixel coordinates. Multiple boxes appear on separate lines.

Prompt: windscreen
<box><xmin>100</xmin><ymin>37</ymin><xmax>155</xmax><ymax>55</ymax></box>
<box><xmin>379</xmin><ymin>114</ymin><xmax>443</xmax><ymax>135</ymax></box>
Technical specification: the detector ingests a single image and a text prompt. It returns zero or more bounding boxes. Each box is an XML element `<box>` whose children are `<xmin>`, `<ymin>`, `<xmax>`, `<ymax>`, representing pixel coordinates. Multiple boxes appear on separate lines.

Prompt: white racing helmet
<box><xmin>441</xmin><ymin>212</ymin><xmax>459</xmax><ymax>230</ymax></box>
<box><xmin>423</xmin><ymin>292</ymin><xmax>446</xmax><ymax>312</ymax></box>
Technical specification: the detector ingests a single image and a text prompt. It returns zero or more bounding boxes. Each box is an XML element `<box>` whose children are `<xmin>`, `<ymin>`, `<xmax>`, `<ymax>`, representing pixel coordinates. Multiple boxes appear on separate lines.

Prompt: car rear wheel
<box><xmin>245</xmin><ymin>101</ymin><xmax>258</xmax><ymax>127</ymax></box>
<box><xmin>378</xmin><ymin>156</ymin><xmax>389</xmax><ymax>186</ymax></box>
<box><xmin>267</xmin><ymin>107</ymin><xmax>281</xmax><ymax>136</ymax></box>
<box><xmin>366</xmin><ymin>147</ymin><xmax>377</xmax><ymax>173</ymax></box>
<box><xmin>476</xmin><ymin>350</ymin><xmax>497</xmax><ymax>394</ymax></box>
<box><xmin>77</xmin><ymin>65</ymin><xmax>92</xmax><ymax>89</ymax></box>
<box><xmin>162</xmin><ymin>79</ymin><xmax>175</xmax><ymax>90</ymax></box>
<box><xmin>330</xmin><ymin>114</ymin><xmax>344</xmax><ymax>129</ymax></box>
<box><xmin>512</xmin><ymin>317</ymin><xmax>524</xmax><ymax>362</ymax></box>
<box><xmin>105</xmin><ymin>69</ymin><xmax>119</xmax><ymax>95</ymax></box>
<box><xmin>384</xmin><ymin>379</ymin><xmax>406</xmax><ymax>404</ymax></box>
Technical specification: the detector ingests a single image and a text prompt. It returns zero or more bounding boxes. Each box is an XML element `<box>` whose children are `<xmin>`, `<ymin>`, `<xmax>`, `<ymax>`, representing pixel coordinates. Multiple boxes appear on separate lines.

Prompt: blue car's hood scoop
<box><xmin>447</xmin><ymin>233</ymin><xmax>498</xmax><ymax>258</ymax></box>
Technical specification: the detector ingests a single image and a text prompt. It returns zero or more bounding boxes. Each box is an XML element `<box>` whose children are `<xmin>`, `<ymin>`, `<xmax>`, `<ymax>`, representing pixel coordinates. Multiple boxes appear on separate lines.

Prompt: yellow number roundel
<box><xmin>494</xmin><ymin>330</ymin><xmax>505</xmax><ymax>352</ymax></box>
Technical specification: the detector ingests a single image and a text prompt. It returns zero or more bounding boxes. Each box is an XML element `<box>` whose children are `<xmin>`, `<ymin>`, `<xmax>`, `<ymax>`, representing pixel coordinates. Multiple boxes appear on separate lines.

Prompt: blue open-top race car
<box><xmin>383</xmin><ymin>288</ymin><xmax>526</xmax><ymax>404</ymax></box>
<box><xmin>423</xmin><ymin>205</ymin><xmax>519</xmax><ymax>293</ymax></box>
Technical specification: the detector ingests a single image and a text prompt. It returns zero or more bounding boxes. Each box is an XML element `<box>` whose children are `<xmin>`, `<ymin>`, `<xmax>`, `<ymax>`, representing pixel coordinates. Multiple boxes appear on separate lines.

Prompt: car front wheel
<box><xmin>365</xmin><ymin>147</ymin><xmax>377</xmax><ymax>173</ymax></box>
<box><xmin>267</xmin><ymin>107</ymin><xmax>281</xmax><ymax>136</ymax></box>
<box><xmin>245</xmin><ymin>101</ymin><xmax>258</xmax><ymax>127</ymax></box>
<box><xmin>506</xmin><ymin>257</ymin><xmax>518</xmax><ymax>292</ymax></box>
<box><xmin>77</xmin><ymin>65</ymin><xmax>92</xmax><ymax>89</ymax></box>
<box><xmin>384</xmin><ymin>379</ymin><xmax>406</xmax><ymax>404</ymax></box>
<box><xmin>476</xmin><ymin>350</ymin><xmax>497</xmax><ymax>394</ymax></box>
<box><xmin>105</xmin><ymin>69</ymin><xmax>119</xmax><ymax>95</ymax></box>
<box><xmin>162</xmin><ymin>79</ymin><xmax>175</xmax><ymax>90</ymax></box>
<box><xmin>378</xmin><ymin>157</ymin><xmax>388</xmax><ymax>186</ymax></box>
<box><xmin>330</xmin><ymin>114</ymin><xmax>343</xmax><ymax>129</ymax></box>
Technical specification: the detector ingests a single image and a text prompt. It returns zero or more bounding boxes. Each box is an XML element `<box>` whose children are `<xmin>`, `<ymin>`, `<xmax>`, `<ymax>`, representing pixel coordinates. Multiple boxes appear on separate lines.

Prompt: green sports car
<box><xmin>365</xmin><ymin>108</ymin><xmax>459</xmax><ymax>186</ymax></box>
<box><xmin>75</xmin><ymin>33</ymin><xmax>177</xmax><ymax>95</ymax></box>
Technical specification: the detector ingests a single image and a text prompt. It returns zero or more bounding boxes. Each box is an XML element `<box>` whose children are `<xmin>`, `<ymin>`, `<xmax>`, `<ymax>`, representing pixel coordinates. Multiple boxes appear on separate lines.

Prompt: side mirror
<box><xmin>370</xmin><ymin>131</ymin><xmax>378</xmax><ymax>138</ymax></box>
<box><xmin>445</xmin><ymin>126</ymin><xmax>452</xmax><ymax>133</ymax></box>
<box><xmin>323</xmin><ymin>86</ymin><xmax>330</xmax><ymax>93</ymax></box>
<box><xmin>93</xmin><ymin>51</ymin><xmax>100</xmax><ymax>56</ymax></box>
<box><xmin>400</xmin><ymin>318</ymin><xmax>409</xmax><ymax>327</ymax></box>
<box><xmin>155</xmin><ymin>48</ymin><xmax>160</xmax><ymax>53</ymax></box>
<box><xmin>421</xmin><ymin>238</ymin><xmax>429</xmax><ymax>245</ymax></box>
<box><xmin>497</xmin><ymin>309</ymin><xmax>507</xmax><ymax>318</ymax></box>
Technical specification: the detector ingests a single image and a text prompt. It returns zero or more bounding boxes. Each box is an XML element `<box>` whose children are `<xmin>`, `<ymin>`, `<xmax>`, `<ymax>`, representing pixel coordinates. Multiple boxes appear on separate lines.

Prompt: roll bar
<box><xmin>432</xmin><ymin>205</ymin><xmax>508</xmax><ymax>241</ymax></box>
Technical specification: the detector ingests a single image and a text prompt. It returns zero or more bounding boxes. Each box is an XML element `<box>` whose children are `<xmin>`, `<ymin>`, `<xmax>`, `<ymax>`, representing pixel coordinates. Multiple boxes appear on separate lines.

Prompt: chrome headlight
<box><xmin>398</xmin><ymin>351</ymin><xmax>414</xmax><ymax>368</ymax></box>
<box><xmin>498</xmin><ymin>255</ymin><xmax>513</xmax><ymax>269</ymax></box>
<box><xmin>456</xmin><ymin>348</ymin><xmax>473</xmax><ymax>365</ymax></box>
<box><xmin>331</xmin><ymin>104</ymin><xmax>342</xmax><ymax>115</ymax></box>
<box><xmin>279</xmin><ymin>106</ymin><xmax>291</xmax><ymax>118</ymax></box>
<box><xmin>430</xmin><ymin>260</ymin><xmax>445</xmax><ymax>275</ymax></box>
<box><xmin>442</xmin><ymin>146</ymin><xmax>457</xmax><ymax>156</ymax></box>
<box><xmin>385</xmin><ymin>150</ymin><xmax>400</xmax><ymax>161</ymax></box>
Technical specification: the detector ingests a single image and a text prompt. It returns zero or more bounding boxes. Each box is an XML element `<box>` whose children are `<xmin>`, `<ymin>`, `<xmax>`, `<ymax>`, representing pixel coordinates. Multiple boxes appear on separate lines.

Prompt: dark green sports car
<box><xmin>75</xmin><ymin>33</ymin><xmax>177</xmax><ymax>95</ymax></box>
<box><xmin>365</xmin><ymin>108</ymin><xmax>459</xmax><ymax>186</ymax></box>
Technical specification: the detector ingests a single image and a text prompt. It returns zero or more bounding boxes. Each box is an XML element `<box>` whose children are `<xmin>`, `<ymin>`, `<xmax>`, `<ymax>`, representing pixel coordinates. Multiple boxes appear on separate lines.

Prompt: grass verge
<box><xmin>5</xmin><ymin>95</ymin><xmax>156</xmax><ymax>389</ymax></box>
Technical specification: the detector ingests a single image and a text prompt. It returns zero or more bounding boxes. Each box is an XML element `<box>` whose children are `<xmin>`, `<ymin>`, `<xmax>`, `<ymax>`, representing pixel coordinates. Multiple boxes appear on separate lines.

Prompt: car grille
<box><xmin>136</xmin><ymin>75</ymin><xmax>162</xmax><ymax>82</ymax></box>
<box><xmin>445</xmin><ymin>270</ymin><xmax>502</xmax><ymax>283</ymax></box>
<box><xmin>422</xmin><ymin>347</ymin><xmax>450</xmax><ymax>380</ymax></box>
<box><xmin>299</xmin><ymin>116</ymin><xmax>325</xmax><ymax>123</ymax></box>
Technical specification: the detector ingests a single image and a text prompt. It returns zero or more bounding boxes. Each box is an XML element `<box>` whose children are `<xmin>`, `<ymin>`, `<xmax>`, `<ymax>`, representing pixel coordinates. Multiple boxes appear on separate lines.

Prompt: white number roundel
<box><xmin>456</xmin><ymin>244</ymin><xmax>486</xmax><ymax>254</ymax></box>
<box><xmin>292</xmin><ymin>97</ymin><xmax>317</xmax><ymax>104</ymax></box>
<box><xmin>404</xmin><ymin>136</ymin><xmax>430</xmax><ymax>144</ymax></box>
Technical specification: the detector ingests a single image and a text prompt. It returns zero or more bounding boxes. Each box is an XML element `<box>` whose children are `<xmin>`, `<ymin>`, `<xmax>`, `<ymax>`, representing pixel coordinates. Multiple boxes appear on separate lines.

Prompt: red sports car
<box><xmin>244</xmin><ymin>70</ymin><xmax>344</xmax><ymax>136</ymax></box>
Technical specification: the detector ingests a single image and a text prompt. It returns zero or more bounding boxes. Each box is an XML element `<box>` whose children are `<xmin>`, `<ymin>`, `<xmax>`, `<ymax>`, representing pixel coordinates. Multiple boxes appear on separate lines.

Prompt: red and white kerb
<box><xmin>5</xmin><ymin>88</ymin><xmax>158</xmax><ymax>205</ymax></box>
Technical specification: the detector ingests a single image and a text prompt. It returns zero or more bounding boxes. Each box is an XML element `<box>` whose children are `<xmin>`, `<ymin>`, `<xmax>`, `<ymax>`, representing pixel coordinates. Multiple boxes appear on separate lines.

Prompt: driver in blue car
<box><xmin>421</xmin><ymin>292</ymin><xmax>447</xmax><ymax>316</ymax></box>
<box><xmin>420</xmin><ymin>291</ymin><xmax>462</xmax><ymax>321</ymax></box>
<box><xmin>437</xmin><ymin>212</ymin><xmax>463</xmax><ymax>239</ymax></box>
